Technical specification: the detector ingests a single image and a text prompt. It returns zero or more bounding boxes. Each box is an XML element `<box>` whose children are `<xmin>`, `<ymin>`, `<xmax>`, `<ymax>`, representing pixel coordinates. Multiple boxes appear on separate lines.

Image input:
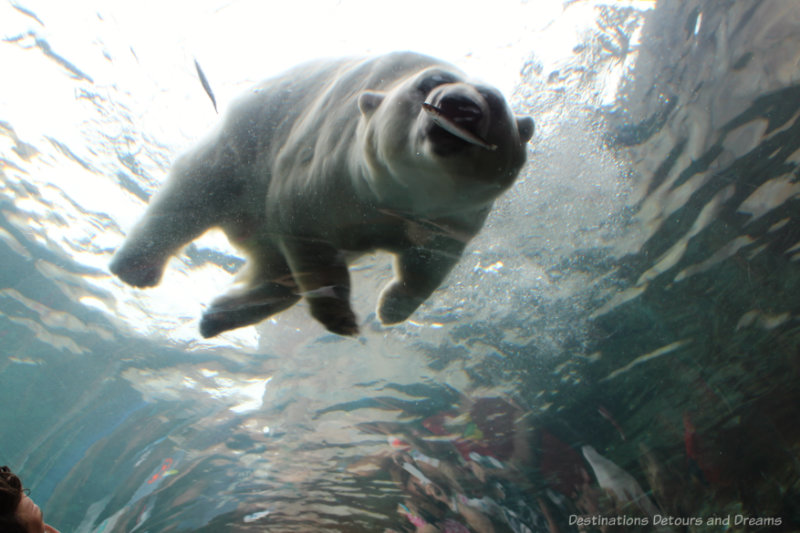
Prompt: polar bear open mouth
<box><xmin>422</xmin><ymin>102</ymin><xmax>497</xmax><ymax>151</ymax></box>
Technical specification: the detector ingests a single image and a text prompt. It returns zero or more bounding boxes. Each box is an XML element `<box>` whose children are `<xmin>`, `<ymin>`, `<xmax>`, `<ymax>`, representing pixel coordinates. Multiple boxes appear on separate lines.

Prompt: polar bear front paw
<box><xmin>377</xmin><ymin>282</ymin><xmax>425</xmax><ymax>325</ymax></box>
<box><xmin>308</xmin><ymin>296</ymin><xmax>359</xmax><ymax>336</ymax></box>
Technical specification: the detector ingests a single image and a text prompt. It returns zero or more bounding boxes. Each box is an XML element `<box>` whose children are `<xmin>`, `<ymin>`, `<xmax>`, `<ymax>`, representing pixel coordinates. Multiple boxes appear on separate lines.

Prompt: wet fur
<box><xmin>110</xmin><ymin>52</ymin><xmax>533</xmax><ymax>337</ymax></box>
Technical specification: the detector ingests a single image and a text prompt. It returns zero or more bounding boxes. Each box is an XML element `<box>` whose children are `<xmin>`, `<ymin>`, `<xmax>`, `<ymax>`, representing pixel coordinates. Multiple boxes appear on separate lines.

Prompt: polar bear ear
<box><xmin>517</xmin><ymin>116</ymin><xmax>535</xmax><ymax>143</ymax></box>
<box><xmin>358</xmin><ymin>91</ymin><xmax>386</xmax><ymax>117</ymax></box>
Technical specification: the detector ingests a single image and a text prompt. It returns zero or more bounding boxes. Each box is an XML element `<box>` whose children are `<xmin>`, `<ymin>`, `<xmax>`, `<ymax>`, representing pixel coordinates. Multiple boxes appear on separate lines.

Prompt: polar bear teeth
<box><xmin>422</xmin><ymin>102</ymin><xmax>497</xmax><ymax>151</ymax></box>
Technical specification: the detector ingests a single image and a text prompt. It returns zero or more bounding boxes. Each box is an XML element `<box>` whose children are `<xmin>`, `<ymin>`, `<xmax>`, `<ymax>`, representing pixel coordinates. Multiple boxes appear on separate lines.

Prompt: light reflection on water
<box><xmin>1</xmin><ymin>0</ymin><xmax>800</xmax><ymax>532</ymax></box>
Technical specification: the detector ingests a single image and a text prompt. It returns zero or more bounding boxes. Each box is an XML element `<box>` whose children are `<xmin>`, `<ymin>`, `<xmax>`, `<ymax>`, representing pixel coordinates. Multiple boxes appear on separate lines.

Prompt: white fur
<box><xmin>110</xmin><ymin>52</ymin><xmax>534</xmax><ymax>337</ymax></box>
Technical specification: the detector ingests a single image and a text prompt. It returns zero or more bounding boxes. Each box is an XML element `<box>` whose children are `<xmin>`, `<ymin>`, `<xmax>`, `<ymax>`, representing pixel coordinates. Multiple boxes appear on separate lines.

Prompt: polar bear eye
<box><xmin>416</xmin><ymin>72</ymin><xmax>457</xmax><ymax>95</ymax></box>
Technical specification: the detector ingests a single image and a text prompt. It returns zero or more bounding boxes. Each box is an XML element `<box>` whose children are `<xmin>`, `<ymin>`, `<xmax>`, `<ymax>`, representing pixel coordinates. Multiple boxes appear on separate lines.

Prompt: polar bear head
<box><xmin>357</xmin><ymin>66</ymin><xmax>534</xmax><ymax>214</ymax></box>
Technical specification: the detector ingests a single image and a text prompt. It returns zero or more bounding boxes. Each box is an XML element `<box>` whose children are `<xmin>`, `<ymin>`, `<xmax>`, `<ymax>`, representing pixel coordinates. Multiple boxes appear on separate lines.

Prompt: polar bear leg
<box><xmin>282</xmin><ymin>240</ymin><xmax>359</xmax><ymax>336</ymax></box>
<box><xmin>378</xmin><ymin>245</ymin><xmax>463</xmax><ymax>325</ymax></box>
<box><xmin>199</xmin><ymin>280</ymin><xmax>300</xmax><ymax>338</ymax></box>
<box><xmin>199</xmin><ymin>249</ymin><xmax>300</xmax><ymax>338</ymax></box>
<box><xmin>110</xmin><ymin>151</ymin><xmax>230</xmax><ymax>288</ymax></box>
<box><xmin>110</xmin><ymin>199</ymin><xmax>210</xmax><ymax>288</ymax></box>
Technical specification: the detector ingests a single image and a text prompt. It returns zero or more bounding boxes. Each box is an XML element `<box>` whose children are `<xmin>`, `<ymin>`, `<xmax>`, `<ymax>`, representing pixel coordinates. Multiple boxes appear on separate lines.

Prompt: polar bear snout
<box><xmin>432</xmin><ymin>90</ymin><xmax>487</xmax><ymax>132</ymax></box>
<box><xmin>422</xmin><ymin>84</ymin><xmax>494</xmax><ymax>155</ymax></box>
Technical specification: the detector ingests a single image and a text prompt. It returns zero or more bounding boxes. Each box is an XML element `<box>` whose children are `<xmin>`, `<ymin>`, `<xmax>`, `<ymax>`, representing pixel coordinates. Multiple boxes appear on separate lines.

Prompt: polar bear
<box><xmin>110</xmin><ymin>52</ymin><xmax>534</xmax><ymax>337</ymax></box>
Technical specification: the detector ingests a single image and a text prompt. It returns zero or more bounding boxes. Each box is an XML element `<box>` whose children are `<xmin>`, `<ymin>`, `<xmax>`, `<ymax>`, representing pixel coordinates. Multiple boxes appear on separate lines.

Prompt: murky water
<box><xmin>2</xmin><ymin>1</ymin><xmax>799</xmax><ymax>531</ymax></box>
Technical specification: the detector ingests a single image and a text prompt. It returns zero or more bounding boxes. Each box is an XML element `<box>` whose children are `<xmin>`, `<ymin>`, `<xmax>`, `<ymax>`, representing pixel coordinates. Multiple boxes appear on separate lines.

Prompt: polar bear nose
<box><xmin>428</xmin><ymin>84</ymin><xmax>490</xmax><ymax>130</ymax></box>
<box><xmin>437</xmin><ymin>93</ymin><xmax>484</xmax><ymax>130</ymax></box>
<box><xmin>423</xmin><ymin>85</ymin><xmax>496</xmax><ymax>152</ymax></box>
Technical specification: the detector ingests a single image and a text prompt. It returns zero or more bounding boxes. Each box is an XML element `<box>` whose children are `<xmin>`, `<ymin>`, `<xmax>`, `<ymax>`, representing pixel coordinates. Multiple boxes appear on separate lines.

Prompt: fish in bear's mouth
<box><xmin>421</xmin><ymin>101</ymin><xmax>497</xmax><ymax>152</ymax></box>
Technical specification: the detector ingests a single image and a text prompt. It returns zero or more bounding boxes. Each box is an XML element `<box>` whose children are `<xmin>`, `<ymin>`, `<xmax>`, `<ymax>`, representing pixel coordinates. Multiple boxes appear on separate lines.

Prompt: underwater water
<box><xmin>1</xmin><ymin>0</ymin><xmax>799</xmax><ymax>531</ymax></box>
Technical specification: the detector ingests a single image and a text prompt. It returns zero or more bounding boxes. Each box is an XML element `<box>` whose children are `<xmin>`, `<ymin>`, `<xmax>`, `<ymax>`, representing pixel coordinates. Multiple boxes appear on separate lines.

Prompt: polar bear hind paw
<box><xmin>109</xmin><ymin>254</ymin><xmax>165</xmax><ymax>288</ymax></box>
